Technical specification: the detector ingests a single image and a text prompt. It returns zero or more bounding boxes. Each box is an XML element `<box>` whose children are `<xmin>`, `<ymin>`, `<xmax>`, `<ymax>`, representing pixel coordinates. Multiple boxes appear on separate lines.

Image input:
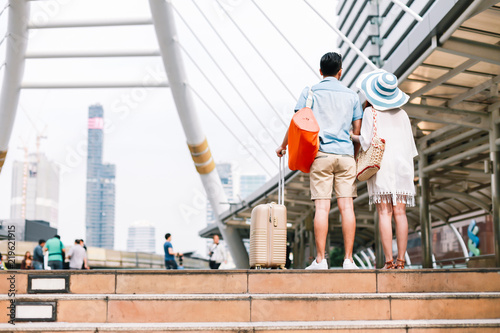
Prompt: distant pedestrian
<box><xmin>33</xmin><ymin>239</ymin><xmax>46</xmax><ymax>270</ymax></box>
<box><xmin>78</xmin><ymin>239</ymin><xmax>88</xmax><ymax>269</ymax></box>
<box><xmin>208</xmin><ymin>235</ymin><xmax>227</xmax><ymax>269</ymax></box>
<box><xmin>44</xmin><ymin>235</ymin><xmax>65</xmax><ymax>270</ymax></box>
<box><xmin>21</xmin><ymin>251</ymin><xmax>33</xmax><ymax>269</ymax></box>
<box><xmin>0</xmin><ymin>252</ymin><xmax>7</xmax><ymax>270</ymax></box>
<box><xmin>164</xmin><ymin>233</ymin><xmax>182</xmax><ymax>269</ymax></box>
<box><xmin>68</xmin><ymin>239</ymin><xmax>89</xmax><ymax>270</ymax></box>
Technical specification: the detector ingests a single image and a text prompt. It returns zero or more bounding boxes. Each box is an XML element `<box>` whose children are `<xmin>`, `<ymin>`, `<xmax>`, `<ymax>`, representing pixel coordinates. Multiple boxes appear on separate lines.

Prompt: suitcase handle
<box><xmin>278</xmin><ymin>152</ymin><xmax>285</xmax><ymax>205</ymax></box>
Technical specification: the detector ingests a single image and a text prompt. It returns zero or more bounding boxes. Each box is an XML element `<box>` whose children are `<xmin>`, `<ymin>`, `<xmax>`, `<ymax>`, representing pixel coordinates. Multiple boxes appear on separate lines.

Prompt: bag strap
<box><xmin>306</xmin><ymin>88</ymin><xmax>313</xmax><ymax>109</ymax></box>
<box><xmin>371</xmin><ymin>107</ymin><xmax>378</xmax><ymax>145</ymax></box>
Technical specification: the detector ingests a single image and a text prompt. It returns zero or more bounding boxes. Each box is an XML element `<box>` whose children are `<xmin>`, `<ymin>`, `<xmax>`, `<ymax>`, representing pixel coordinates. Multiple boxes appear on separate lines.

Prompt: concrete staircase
<box><xmin>0</xmin><ymin>269</ymin><xmax>499</xmax><ymax>332</ymax></box>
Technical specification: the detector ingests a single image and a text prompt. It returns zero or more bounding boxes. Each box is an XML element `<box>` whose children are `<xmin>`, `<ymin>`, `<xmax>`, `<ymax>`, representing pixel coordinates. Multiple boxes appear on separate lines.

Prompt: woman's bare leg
<box><xmin>376</xmin><ymin>201</ymin><xmax>394</xmax><ymax>266</ymax></box>
<box><xmin>393</xmin><ymin>202</ymin><xmax>408</xmax><ymax>263</ymax></box>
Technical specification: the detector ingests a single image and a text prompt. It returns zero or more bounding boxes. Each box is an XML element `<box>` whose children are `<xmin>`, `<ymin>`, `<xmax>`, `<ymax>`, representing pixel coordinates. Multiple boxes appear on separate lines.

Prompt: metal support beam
<box><xmin>28</xmin><ymin>18</ymin><xmax>153</xmax><ymax>29</ymax></box>
<box><xmin>434</xmin><ymin>189</ymin><xmax>491</xmax><ymax>213</ymax></box>
<box><xmin>490</xmin><ymin>108</ymin><xmax>500</xmax><ymax>267</ymax></box>
<box><xmin>422</xmin><ymin>143</ymin><xmax>490</xmax><ymax>174</ymax></box>
<box><xmin>448</xmin><ymin>75</ymin><xmax>500</xmax><ymax>107</ymax></box>
<box><xmin>0</xmin><ymin>0</ymin><xmax>30</xmax><ymax>174</ymax></box>
<box><xmin>422</xmin><ymin>129</ymin><xmax>484</xmax><ymax>155</ymax></box>
<box><xmin>21</xmin><ymin>81</ymin><xmax>169</xmax><ymax>89</ymax></box>
<box><xmin>409</xmin><ymin>59</ymin><xmax>478</xmax><ymax>100</ymax></box>
<box><xmin>303</xmin><ymin>0</ymin><xmax>378</xmax><ymax>71</ymax></box>
<box><xmin>149</xmin><ymin>0</ymin><xmax>248</xmax><ymax>268</ymax></box>
<box><xmin>360</xmin><ymin>250</ymin><xmax>373</xmax><ymax>269</ymax></box>
<box><xmin>438</xmin><ymin>37</ymin><xmax>500</xmax><ymax>66</ymax></box>
<box><xmin>419</xmin><ymin>150</ymin><xmax>433</xmax><ymax>268</ymax></box>
<box><xmin>25</xmin><ymin>50</ymin><xmax>161</xmax><ymax>59</ymax></box>
<box><xmin>390</xmin><ymin>0</ymin><xmax>423</xmax><ymax>22</ymax></box>
<box><xmin>449</xmin><ymin>223</ymin><xmax>469</xmax><ymax>261</ymax></box>
<box><xmin>405</xmin><ymin>104</ymin><xmax>490</xmax><ymax>130</ymax></box>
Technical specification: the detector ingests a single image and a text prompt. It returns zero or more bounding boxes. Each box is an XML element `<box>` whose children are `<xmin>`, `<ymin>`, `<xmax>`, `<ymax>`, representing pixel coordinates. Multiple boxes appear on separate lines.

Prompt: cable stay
<box><xmin>172</xmin><ymin>4</ymin><xmax>279</xmax><ymax>146</ymax></box>
<box><xmin>303</xmin><ymin>0</ymin><xmax>378</xmax><ymax>71</ymax></box>
<box><xmin>0</xmin><ymin>3</ymin><xmax>9</xmax><ymax>18</ymax></box>
<box><xmin>188</xmin><ymin>84</ymin><xmax>273</xmax><ymax>178</ymax></box>
<box><xmin>177</xmin><ymin>41</ymin><xmax>278</xmax><ymax>168</ymax></box>
<box><xmin>189</xmin><ymin>0</ymin><xmax>288</xmax><ymax>127</ymax></box>
<box><xmin>250</xmin><ymin>0</ymin><xmax>319</xmax><ymax>79</ymax></box>
<box><xmin>214</xmin><ymin>0</ymin><xmax>298</xmax><ymax>101</ymax></box>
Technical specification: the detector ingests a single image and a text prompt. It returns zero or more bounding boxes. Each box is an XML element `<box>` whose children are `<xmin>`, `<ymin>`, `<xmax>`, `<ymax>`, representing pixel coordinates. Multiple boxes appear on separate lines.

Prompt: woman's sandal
<box><xmin>382</xmin><ymin>259</ymin><xmax>395</xmax><ymax>269</ymax></box>
<box><xmin>395</xmin><ymin>259</ymin><xmax>406</xmax><ymax>269</ymax></box>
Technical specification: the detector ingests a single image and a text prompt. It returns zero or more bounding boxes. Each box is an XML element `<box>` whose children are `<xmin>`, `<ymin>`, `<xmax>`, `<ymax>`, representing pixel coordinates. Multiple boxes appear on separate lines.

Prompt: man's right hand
<box><xmin>275</xmin><ymin>146</ymin><xmax>286</xmax><ymax>157</ymax></box>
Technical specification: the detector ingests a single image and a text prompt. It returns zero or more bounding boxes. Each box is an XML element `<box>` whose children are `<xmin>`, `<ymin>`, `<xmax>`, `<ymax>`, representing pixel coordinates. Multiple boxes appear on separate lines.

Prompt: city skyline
<box><xmin>127</xmin><ymin>220</ymin><xmax>156</xmax><ymax>253</ymax></box>
<box><xmin>10</xmin><ymin>152</ymin><xmax>60</xmax><ymax>228</ymax></box>
<box><xmin>85</xmin><ymin>104</ymin><xmax>116</xmax><ymax>249</ymax></box>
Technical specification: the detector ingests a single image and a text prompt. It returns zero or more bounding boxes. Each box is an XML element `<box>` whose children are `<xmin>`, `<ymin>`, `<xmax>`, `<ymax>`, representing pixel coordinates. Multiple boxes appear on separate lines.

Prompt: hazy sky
<box><xmin>0</xmin><ymin>0</ymin><xmax>338</xmax><ymax>255</ymax></box>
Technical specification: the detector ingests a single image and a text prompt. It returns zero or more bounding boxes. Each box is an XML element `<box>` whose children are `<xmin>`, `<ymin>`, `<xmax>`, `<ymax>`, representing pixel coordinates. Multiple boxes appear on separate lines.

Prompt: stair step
<box><xmin>2</xmin><ymin>292</ymin><xmax>499</xmax><ymax>323</ymax></box>
<box><xmin>2</xmin><ymin>269</ymin><xmax>500</xmax><ymax>295</ymax></box>
<box><xmin>1</xmin><ymin>319</ymin><xmax>499</xmax><ymax>332</ymax></box>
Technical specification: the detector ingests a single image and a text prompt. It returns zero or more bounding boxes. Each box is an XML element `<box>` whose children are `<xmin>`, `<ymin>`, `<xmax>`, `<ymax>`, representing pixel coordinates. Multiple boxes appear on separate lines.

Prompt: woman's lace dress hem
<box><xmin>369</xmin><ymin>192</ymin><xmax>415</xmax><ymax>207</ymax></box>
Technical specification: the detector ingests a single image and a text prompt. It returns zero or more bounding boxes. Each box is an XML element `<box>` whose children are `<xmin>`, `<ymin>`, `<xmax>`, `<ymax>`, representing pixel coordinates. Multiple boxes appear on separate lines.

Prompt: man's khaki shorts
<box><xmin>310</xmin><ymin>151</ymin><xmax>357</xmax><ymax>200</ymax></box>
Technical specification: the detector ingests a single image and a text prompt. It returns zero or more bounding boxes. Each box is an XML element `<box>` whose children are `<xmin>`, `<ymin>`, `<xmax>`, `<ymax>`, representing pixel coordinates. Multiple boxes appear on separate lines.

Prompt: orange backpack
<box><xmin>288</xmin><ymin>89</ymin><xmax>320</xmax><ymax>173</ymax></box>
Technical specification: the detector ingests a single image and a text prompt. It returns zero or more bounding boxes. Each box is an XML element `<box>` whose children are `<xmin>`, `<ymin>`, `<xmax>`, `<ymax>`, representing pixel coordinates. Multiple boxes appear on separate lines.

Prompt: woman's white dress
<box><xmin>359</xmin><ymin>107</ymin><xmax>418</xmax><ymax>206</ymax></box>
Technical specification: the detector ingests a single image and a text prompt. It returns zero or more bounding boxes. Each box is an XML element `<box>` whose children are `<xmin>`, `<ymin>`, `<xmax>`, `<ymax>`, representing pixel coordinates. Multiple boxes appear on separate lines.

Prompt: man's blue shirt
<box><xmin>164</xmin><ymin>241</ymin><xmax>175</xmax><ymax>261</ymax></box>
<box><xmin>295</xmin><ymin>77</ymin><xmax>362</xmax><ymax>156</ymax></box>
<box><xmin>33</xmin><ymin>245</ymin><xmax>44</xmax><ymax>262</ymax></box>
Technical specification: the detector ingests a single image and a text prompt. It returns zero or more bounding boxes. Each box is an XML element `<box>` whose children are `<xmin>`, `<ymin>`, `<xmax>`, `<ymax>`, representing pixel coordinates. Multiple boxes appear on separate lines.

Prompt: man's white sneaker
<box><xmin>306</xmin><ymin>258</ymin><xmax>328</xmax><ymax>270</ymax></box>
<box><xmin>342</xmin><ymin>259</ymin><xmax>359</xmax><ymax>269</ymax></box>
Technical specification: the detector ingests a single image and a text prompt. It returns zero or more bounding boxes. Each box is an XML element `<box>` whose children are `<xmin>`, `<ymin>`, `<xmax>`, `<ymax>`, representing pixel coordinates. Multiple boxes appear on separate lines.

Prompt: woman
<box><xmin>351</xmin><ymin>70</ymin><xmax>418</xmax><ymax>269</ymax></box>
<box><xmin>21</xmin><ymin>251</ymin><xmax>33</xmax><ymax>270</ymax></box>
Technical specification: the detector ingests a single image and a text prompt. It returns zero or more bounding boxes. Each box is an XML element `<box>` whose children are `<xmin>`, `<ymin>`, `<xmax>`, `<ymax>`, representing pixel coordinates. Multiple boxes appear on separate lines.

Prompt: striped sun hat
<box><xmin>356</xmin><ymin>70</ymin><xmax>409</xmax><ymax>111</ymax></box>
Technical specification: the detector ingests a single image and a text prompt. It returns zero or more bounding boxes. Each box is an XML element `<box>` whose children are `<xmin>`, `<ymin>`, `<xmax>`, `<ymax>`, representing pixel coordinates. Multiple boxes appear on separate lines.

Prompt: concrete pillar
<box><xmin>490</xmin><ymin>109</ymin><xmax>500</xmax><ymax>267</ymax></box>
<box><xmin>419</xmin><ymin>150</ymin><xmax>433</xmax><ymax>268</ymax></box>
<box><xmin>0</xmin><ymin>0</ymin><xmax>30</xmax><ymax>175</ymax></box>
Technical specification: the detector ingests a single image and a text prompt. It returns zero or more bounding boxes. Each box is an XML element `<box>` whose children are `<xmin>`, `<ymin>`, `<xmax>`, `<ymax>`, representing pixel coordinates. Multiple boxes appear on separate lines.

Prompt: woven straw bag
<box><xmin>356</xmin><ymin>108</ymin><xmax>385</xmax><ymax>181</ymax></box>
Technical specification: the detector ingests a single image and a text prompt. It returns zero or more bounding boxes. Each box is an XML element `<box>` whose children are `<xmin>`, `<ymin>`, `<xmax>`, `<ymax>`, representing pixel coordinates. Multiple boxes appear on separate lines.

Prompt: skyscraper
<box><xmin>240</xmin><ymin>175</ymin><xmax>266</xmax><ymax>200</ymax></box>
<box><xmin>206</xmin><ymin>163</ymin><xmax>234</xmax><ymax>224</ymax></box>
<box><xmin>86</xmin><ymin>104</ymin><xmax>116</xmax><ymax>249</ymax></box>
<box><xmin>10</xmin><ymin>153</ymin><xmax>60</xmax><ymax>228</ymax></box>
<box><xmin>127</xmin><ymin>220</ymin><xmax>156</xmax><ymax>253</ymax></box>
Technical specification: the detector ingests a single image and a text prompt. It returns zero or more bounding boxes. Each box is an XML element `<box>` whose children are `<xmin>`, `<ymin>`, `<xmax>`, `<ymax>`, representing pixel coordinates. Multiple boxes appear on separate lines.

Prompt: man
<box><xmin>0</xmin><ymin>252</ymin><xmax>7</xmax><ymax>270</ymax></box>
<box><xmin>78</xmin><ymin>239</ymin><xmax>88</xmax><ymax>269</ymax></box>
<box><xmin>164</xmin><ymin>233</ymin><xmax>182</xmax><ymax>269</ymax></box>
<box><xmin>44</xmin><ymin>235</ymin><xmax>65</xmax><ymax>270</ymax></box>
<box><xmin>208</xmin><ymin>235</ymin><xmax>227</xmax><ymax>269</ymax></box>
<box><xmin>276</xmin><ymin>52</ymin><xmax>362</xmax><ymax>269</ymax></box>
<box><xmin>33</xmin><ymin>239</ymin><xmax>46</xmax><ymax>270</ymax></box>
<box><xmin>67</xmin><ymin>240</ymin><xmax>89</xmax><ymax>270</ymax></box>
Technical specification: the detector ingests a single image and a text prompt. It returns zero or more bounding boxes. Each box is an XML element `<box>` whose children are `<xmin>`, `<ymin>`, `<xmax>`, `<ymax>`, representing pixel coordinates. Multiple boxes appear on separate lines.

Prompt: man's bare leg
<box><xmin>338</xmin><ymin>197</ymin><xmax>356</xmax><ymax>261</ymax></box>
<box><xmin>314</xmin><ymin>199</ymin><xmax>331</xmax><ymax>262</ymax></box>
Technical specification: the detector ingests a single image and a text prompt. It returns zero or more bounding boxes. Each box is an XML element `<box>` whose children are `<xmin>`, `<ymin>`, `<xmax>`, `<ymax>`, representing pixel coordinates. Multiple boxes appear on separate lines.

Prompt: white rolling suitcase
<box><xmin>249</xmin><ymin>156</ymin><xmax>287</xmax><ymax>269</ymax></box>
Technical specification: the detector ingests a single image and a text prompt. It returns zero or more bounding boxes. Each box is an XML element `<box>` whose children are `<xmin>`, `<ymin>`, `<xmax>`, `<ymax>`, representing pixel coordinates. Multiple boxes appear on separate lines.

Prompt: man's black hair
<box><xmin>165</xmin><ymin>233</ymin><xmax>171</xmax><ymax>240</ymax></box>
<box><xmin>39</xmin><ymin>239</ymin><xmax>46</xmax><ymax>245</ymax></box>
<box><xmin>75</xmin><ymin>239</ymin><xmax>80</xmax><ymax>244</ymax></box>
<box><xmin>320</xmin><ymin>52</ymin><xmax>342</xmax><ymax>76</ymax></box>
<box><xmin>54</xmin><ymin>235</ymin><xmax>60</xmax><ymax>239</ymax></box>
